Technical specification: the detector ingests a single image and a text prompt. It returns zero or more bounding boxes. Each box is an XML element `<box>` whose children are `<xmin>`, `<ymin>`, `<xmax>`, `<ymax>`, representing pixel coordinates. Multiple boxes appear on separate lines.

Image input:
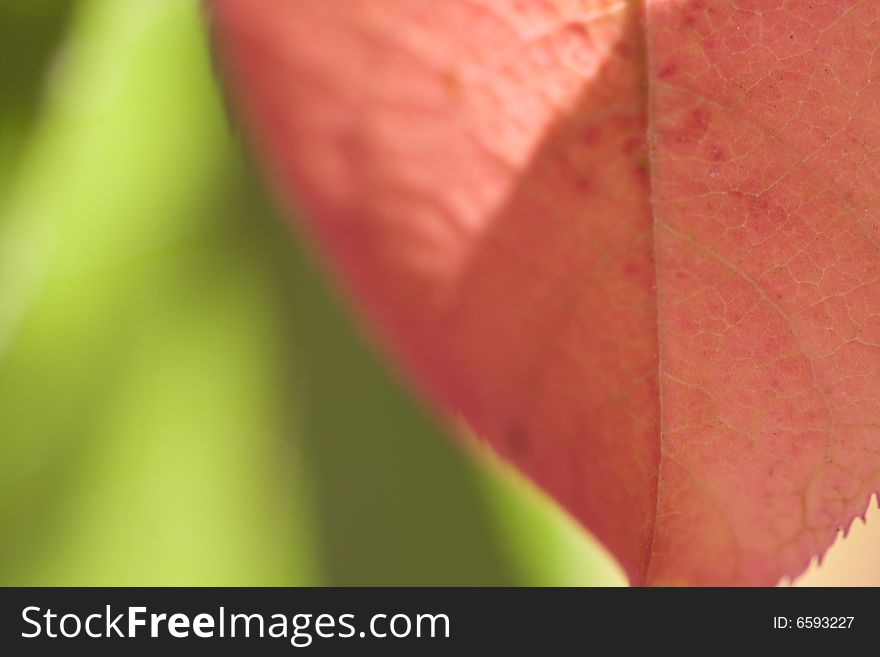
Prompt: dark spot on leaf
<box><xmin>505</xmin><ymin>425</ymin><xmax>530</xmax><ymax>455</ymax></box>
<box><xmin>658</xmin><ymin>61</ymin><xmax>678</xmax><ymax>79</ymax></box>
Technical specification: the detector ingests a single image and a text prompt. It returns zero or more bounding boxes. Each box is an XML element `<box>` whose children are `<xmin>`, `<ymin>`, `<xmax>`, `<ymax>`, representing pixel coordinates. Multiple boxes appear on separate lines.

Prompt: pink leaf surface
<box><xmin>210</xmin><ymin>0</ymin><xmax>880</xmax><ymax>585</ymax></box>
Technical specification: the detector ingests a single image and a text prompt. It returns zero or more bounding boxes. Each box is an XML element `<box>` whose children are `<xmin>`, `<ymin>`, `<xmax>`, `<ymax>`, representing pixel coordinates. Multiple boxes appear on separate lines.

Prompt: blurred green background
<box><xmin>0</xmin><ymin>0</ymin><xmax>627</xmax><ymax>586</ymax></box>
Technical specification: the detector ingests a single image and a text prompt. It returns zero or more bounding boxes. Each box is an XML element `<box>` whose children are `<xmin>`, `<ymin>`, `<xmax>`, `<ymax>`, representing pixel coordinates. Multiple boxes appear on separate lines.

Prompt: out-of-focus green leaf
<box><xmin>0</xmin><ymin>0</ymin><xmax>314</xmax><ymax>586</ymax></box>
<box><xmin>0</xmin><ymin>0</ymin><xmax>75</xmax><ymax>191</ymax></box>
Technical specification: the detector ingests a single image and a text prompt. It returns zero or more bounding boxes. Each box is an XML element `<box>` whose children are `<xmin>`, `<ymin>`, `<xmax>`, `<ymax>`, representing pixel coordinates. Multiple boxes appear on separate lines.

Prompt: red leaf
<box><xmin>209</xmin><ymin>0</ymin><xmax>880</xmax><ymax>585</ymax></box>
